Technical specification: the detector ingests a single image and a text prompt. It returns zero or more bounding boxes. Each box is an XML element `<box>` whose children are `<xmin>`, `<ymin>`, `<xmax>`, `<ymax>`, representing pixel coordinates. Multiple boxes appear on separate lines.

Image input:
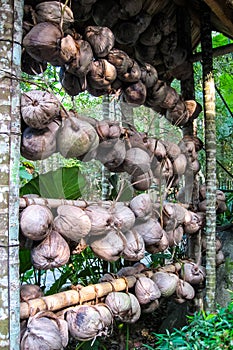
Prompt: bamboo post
<box><xmin>0</xmin><ymin>1</ymin><xmax>23</xmax><ymax>348</ymax></box>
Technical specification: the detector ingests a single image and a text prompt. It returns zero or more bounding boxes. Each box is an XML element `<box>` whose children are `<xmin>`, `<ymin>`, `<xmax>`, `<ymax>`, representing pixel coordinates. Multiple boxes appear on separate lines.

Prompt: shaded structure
<box><xmin>1</xmin><ymin>0</ymin><xmax>233</xmax><ymax>348</ymax></box>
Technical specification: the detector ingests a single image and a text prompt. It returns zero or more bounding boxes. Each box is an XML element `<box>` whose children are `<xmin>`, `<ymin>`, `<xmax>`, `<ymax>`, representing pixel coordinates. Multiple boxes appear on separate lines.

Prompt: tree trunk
<box><xmin>200</xmin><ymin>2</ymin><xmax>217</xmax><ymax>313</ymax></box>
<box><xmin>0</xmin><ymin>0</ymin><xmax>23</xmax><ymax>348</ymax></box>
<box><xmin>101</xmin><ymin>95</ymin><xmax>111</xmax><ymax>200</ymax></box>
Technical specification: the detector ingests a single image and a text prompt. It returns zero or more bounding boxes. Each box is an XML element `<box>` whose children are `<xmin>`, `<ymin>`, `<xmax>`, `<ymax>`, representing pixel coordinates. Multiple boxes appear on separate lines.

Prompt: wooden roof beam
<box><xmin>203</xmin><ymin>0</ymin><xmax>233</xmax><ymax>33</ymax></box>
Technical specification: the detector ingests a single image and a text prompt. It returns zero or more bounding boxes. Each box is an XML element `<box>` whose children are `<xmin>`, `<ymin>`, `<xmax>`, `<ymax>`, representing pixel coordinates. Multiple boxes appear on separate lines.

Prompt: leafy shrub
<box><xmin>143</xmin><ymin>298</ymin><xmax>233</xmax><ymax>349</ymax></box>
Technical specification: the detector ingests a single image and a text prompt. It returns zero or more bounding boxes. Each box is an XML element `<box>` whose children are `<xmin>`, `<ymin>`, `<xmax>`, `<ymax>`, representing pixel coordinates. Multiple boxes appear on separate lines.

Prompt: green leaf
<box><xmin>20</xmin><ymin>166</ymin><xmax>86</xmax><ymax>199</ymax></box>
<box><xmin>45</xmin><ymin>270</ymin><xmax>71</xmax><ymax>295</ymax></box>
<box><xmin>19</xmin><ymin>248</ymin><xmax>32</xmax><ymax>274</ymax></box>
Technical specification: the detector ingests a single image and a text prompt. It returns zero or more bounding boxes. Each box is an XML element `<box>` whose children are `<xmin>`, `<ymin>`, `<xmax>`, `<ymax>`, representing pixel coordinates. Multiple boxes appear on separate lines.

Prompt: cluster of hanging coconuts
<box><xmin>22</xmin><ymin>0</ymin><xmax>202</xmax><ymax>126</ymax></box>
<box><xmin>19</xmin><ymin>192</ymin><xmax>226</xmax><ymax>271</ymax></box>
<box><xmin>20</xmin><ymin>259</ymin><xmax>206</xmax><ymax>348</ymax></box>
<box><xmin>20</xmin><ymin>89</ymin><xmax>203</xmax><ymax>191</ymax></box>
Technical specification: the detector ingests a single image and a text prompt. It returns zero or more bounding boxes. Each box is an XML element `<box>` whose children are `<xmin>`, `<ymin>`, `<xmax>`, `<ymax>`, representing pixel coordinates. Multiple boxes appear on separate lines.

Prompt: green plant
<box><xmin>217</xmin><ymin>191</ymin><xmax>233</xmax><ymax>226</ymax></box>
<box><xmin>143</xmin><ymin>297</ymin><xmax>233</xmax><ymax>349</ymax></box>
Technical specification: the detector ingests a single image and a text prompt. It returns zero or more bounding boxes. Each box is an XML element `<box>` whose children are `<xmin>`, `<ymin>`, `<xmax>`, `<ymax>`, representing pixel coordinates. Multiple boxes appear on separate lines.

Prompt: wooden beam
<box><xmin>191</xmin><ymin>43</ymin><xmax>233</xmax><ymax>62</ymax></box>
<box><xmin>203</xmin><ymin>0</ymin><xmax>233</xmax><ymax>33</ymax></box>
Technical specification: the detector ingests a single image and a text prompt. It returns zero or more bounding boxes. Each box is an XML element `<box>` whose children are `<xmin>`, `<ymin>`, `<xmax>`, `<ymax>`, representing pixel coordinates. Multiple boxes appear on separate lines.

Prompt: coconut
<box><xmin>20</xmin><ymin>204</ymin><xmax>53</xmax><ymax>241</ymax></box>
<box><xmin>54</xmin><ymin>205</ymin><xmax>91</xmax><ymax>242</ymax></box>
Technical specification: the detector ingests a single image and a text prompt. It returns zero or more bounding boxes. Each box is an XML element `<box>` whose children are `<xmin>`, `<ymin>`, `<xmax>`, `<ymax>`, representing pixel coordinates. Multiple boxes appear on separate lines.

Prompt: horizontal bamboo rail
<box><xmin>19</xmin><ymin>197</ymin><xmax>115</xmax><ymax>209</ymax></box>
<box><xmin>20</xmin><ymin>272</ymin><xmax>152</xmax><ymax>320</ymax></box>
<box><xmin>20</xmin><ymin>264</ymin><xmax>182</xmax><ymax>319</ymax></box>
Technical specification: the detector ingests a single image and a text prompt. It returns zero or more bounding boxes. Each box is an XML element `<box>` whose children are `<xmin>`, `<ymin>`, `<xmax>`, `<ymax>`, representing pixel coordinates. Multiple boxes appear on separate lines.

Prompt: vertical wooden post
<box><xmin>0</xmin><ymin>0</ymin><xmax>23</xmax><ymax>348</ymax></box>
<box><xmin>200</xmin><ymin>2</ymin><xmax>217</xmax><ymax>313</ymax></box>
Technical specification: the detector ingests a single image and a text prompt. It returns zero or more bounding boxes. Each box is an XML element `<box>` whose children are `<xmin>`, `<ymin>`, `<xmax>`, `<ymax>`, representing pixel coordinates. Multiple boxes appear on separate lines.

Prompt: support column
<box><xmin>200</xmin><ymin>1</ymin><xmax>217</xmax><ymax>313</ymax></box>
<box><xmin>0</xmin><ymin>0</ymin><xmax>23</xmax><ymax>348</ymax></box>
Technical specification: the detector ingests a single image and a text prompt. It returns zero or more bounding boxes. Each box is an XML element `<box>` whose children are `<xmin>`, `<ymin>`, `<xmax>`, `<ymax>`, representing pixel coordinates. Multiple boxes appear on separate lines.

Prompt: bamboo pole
<box><xmin>20</xmin><ymin>273</ymin><xmax>155</xmax><ymax>320</ymax></box>
<box><xmin>20</xmin><ymin>265</ymin><xmax>183</xmax><ymax>320</ymax></box>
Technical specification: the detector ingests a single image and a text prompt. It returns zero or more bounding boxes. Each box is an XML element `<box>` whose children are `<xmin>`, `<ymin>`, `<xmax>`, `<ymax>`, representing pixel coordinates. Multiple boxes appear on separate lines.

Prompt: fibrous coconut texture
<box><xmin>20</xmin><ymin>311</ymin><xmax>69</xmax><ymax>350</ymax></box>
<box><xmin>22</xmin><ymin>1</ymin><xmax>202</xmax><ymax>126</ymax></box>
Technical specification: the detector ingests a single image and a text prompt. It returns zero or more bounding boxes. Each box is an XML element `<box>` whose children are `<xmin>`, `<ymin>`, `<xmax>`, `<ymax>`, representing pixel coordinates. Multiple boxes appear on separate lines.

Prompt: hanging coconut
<box><xmin>114</xmin><ymin>21</ymin><xmax>140</xmax><ymax>46</ymax></box>
<box><xmin>35</xmin><ymin>1</ymin><xmax>74</xmax><ymax>30</ymax></box>
<box><xmin>135</xmin><ymin>276</ymin><xmax>161</xmax><ymax>304</ymax></box>
<box><xmin>54</xmin><ymin>205</ymin><xmax>92</xmax><ymax>242</ymax></box>
<box><xmin>92</xmin><ymin>0</ymin><xmax>120</xmax><ymax>28</ymax></box>
<box><xmin>21</xmin><ymin>311</ymin><xmax>68</xmax><ymax>350</ymax></box>
<box><xmin>140</xmin><ymin>63</ymin><xmax>158</xmax><ymax>88</ymax></box>
<box><xmin>183</xmin><ymin>211</ymin><xmax>205</xmax><ymax>234</ymax></box>
<box><xmin>57</xmin><ymin>114</ymin><xmax>99</xmax><ymax>158</ymax></box>
<box><xmin>162</xmin><ymin>140</ymin><xmax>181</xmax><ymax>160</ymax></box>
<box><xmin>105</xmin><ymin>292</ymin><xmax>141</xmax><ymax>323</ymax></box>
<box><xmin>175</xmin><ymin>279</ymin><xmax>195</xmax><ymax>303</ymax></box>
<box><xmin>96</xmin><ymin>120</ymin><xmax>122</xmax><ymax>140</ymax></box>
<box><xmin>122</xmin><ymin>229</ymin><xmax>145</xmax><ymax>261</ymax></box>
<box><xmin>85</xmin><ymin>204</ymin><xmax>113</xmax><ymax>236</ymax></box>
<box><xmin>152</xmin><ymin>157</ymin><xmax>173</xmax><ymax>182</ymax></box>
<box><xmin>216</xmin><ymin>250</ymin><xmax>225</xmax><ymax>266</ymax></box>
<box><xmin>133</xmin><ymin>11</ymin><xmax>152</xmax><ymax>34</ymax></box>
<box><xmin>21</xmin><ymin>119</ymin><xmax>60</xmax><ymax>160</ymax></box>
<box><xmin>134</xmin><ymin>218</ymin><xmax>163</xmax><ymax>245</ymax></box>
<box><xmin>66</xmin><ymin>39</ymin><xmax>93</xmax><ymax>77</ymax></box>
<box><xmin>172</xmin><ymin>153</ymin><xmax>187</xmax><ymax>175</ymax></box>
<box><xmin>139</xmin><ymin>19</ymin><xmax>162</xmax><ymax>46</ymax></box>
<box><xmin>180</xmin><ymin>262</ymin><xmax>206</xmax><ymax>285</ymax></box>
<box><xmin>163</xmin><ymin>47</ymin><xmax>187</xmax><ymax>70</ymax></box>
<box><xmin>135</xmin><ymin>41</ymin><xmax>158</xmax><ymax>64</ymax></box>
<box><xmin>123</xmin><ymin>147</ymin><xmax>151</xmax><ymax>176</ymax></box>
<box><xmin>145</xmin><ymin>80</ymin><xmax>168</xmax><ymax>107</ymax></box>
<box><xmin>146</xmin><ymin>230</ymin><xmax>169</xmax><ymax>254</ymax></box>
<box><xmin>162</xmin><ymin>203</ymin><xmax>189</xmax><ymax>229</ymax></box>
<box><xmin>119</xmin><ymin>0</ymin><xmax>143</xmax><ymax>19</ymax></box>
<box><xmin>84</xmin><ymin>26</ymin><xmax>115</xmax><ymax>57</ymax></box>
<box><xmin>20</xmin><ymin>204</ymin><xmax>53</xmax><ymax>241</ymax></box>
<box><xmin>151</xmin><ymin>272</ymin><xmax>179</xmax><ymax>297</ymax></box>
<box><xmin>20</xmin><ymin>284</ymin><xmax>43</xmax><ymax>302</ymax></box>
<box><xmin>110</xmin><ymin>203</ymin><xmax>135</xmax><ymax>233</ymax></box>
<box><xmin>165</xmin><ymin>100</ymin><xmax>189</xmax><ymax>127</ymax></box>
<box><xmin>129</xmin><ymin>193</ymin><xmax>152</xmax><ymax>222</ymax></box>
<box><xmin>95</xmin><ymin>139</ymin><xmax>126</xmax><ymax>169</ymax></box>
<box><xmin>118</xmin><ymin>59</ymin><xmax>141</xmax><ymax>82</ymax></box>
<box><xmin>166</xmin><ymin>225</ymin><xmax>184</xmax><ymax>247</ymax></box>
<box><xmin>131</xmin><ymin>170</ymin><xmax>153</xmax><ymax>191</ymax></box>
<box><xmin>23</xmin><ymin>22</ymin><xmax>74</xmax><ymax>66</ymax></box>
<box><xmin>86</xmin><ymin>59</ymin><xmax>117</xmax><ymax>89</ymax></box>
<box><xmin>159</xmin><ymin>31</ymin><xmax>177</xmax><ymax>55</ymax></box>
<box><xmin>59</xmin><ymin>69</ymin><xmax>87</xmax><ymax>96</ymax></box>
<box><xmin>31</xmin><ymin>230</ymin><xmax>70</xmax><ymax>270</ymax></box>
<box><xmin>107</xmin><ymin>48</ymin><xmax>133</xmax><ymax>75</ymax></box>
<box><xmin>71</xmin><ymin>1</ymin><xmax>93</xmax><ymax>22</ymax></box>
<box><xmin>65</xmin><ymin>304</ymin><xmax>113</xmax><ymax>341</ymax></box>
<box><xmin>21</xmin><ymin>90</ymin><xmax>61</xmax><ymax>129</ymax></box>
<box><xmin>123</xmin><ymin>80</ymin><xmax>147</xmax><ymax>105</ymax></box>
<box><xmin>89</xmin><ymin>229</ymin><xmax>127</xmax><ymax>261</ymax></box>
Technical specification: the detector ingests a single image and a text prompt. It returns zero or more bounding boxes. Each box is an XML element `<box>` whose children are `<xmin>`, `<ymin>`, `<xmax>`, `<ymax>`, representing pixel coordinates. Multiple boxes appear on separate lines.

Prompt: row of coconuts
<box><xmin>22</xmin><ymin>1</ymin><xmax>202</xmax><ymax>127</ymax></box>
<box><xmin>21</xmin><ymin>90</ymin><xmax>203</xmax><ymax>191</ymax></box>
<box><xmin>19</xmin><ymin>192</ymin><xmax>226</xmax><ymax>271</ymax></box>
<box><xmin>20</xmin><ymin>260</ymin><xmax>206</xmax><ymax>349</ymax></box>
